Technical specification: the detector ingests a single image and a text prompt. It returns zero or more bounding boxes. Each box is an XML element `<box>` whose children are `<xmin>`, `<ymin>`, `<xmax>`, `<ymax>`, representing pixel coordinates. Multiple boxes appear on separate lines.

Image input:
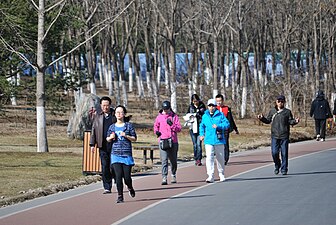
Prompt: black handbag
<box><xmin>160</xmin><ymin>138</ymin><xmax>172</xmax><ymax>150</ymax></box>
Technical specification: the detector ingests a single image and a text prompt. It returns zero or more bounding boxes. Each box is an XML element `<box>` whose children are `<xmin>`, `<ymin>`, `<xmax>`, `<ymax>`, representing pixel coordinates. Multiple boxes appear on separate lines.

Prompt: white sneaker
<box><xmin>316</xmin><ymin>134</ymin><xmax>320</xmax><ymax>141</ymax></box>
<box><xmin>205</xmin><ymin>177</ymin><xmax>214</xmax><ymax>183</ymax></box>
<box><xmin>320</xmin><ymin>138</ymin><xmax>325</xmax><ymax>142</ymax></box>
<box><xmin>171</xmin><ymin>175</ymin><xmax>177</xmax><ymax>183</ymax></box>
<box><xmin>219</xmin><ymin>174</ymin><xmax>226</xmax><ymax>182</ymax></box>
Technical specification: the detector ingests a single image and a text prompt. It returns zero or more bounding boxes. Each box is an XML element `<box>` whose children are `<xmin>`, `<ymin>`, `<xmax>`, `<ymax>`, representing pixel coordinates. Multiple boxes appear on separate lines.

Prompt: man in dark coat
<box><xmin>310</xmin><ymin>90</ymin><xmax>332</xmax><ymax>142</ymax></box>
<box><xmin>90</xmin><ymin>96</ymin><xmax>116</xmax><ymax>194</ymax></box>
<box><xmin>215</xmin><ymin>94</ymin><xmax>239</xmax><ymax>165</ymax></box>
<box><xmin>258</xmin><ymin>95</ymin><xmax>300</xmax><ymax>175</ymax></box>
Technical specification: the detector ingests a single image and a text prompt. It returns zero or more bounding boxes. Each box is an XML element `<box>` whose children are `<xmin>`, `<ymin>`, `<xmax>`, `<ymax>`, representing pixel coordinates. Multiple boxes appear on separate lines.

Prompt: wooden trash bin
<box><xmin>82</xmin><ymin>130</ymin><xmax>102</xmax><ymax>175</ymax></box>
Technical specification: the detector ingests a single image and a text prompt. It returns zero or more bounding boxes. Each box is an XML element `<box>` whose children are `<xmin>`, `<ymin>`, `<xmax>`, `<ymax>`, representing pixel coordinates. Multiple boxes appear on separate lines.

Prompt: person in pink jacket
<box><xmin>154</xmin><ymin>101</ymin><xmax>182</xmax><ymax>185</ymax></box>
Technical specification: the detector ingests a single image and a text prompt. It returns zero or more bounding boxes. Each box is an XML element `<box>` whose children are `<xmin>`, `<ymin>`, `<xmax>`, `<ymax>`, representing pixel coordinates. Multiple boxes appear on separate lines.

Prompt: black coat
<box><xmin>310</xmin><ymin>94</ymin><xmax>332</xmax><ymax>120</ymax></box>
<box><xmin>260</xmin><ymin>107</ymin><xmax>298</xmax><ymax>139</ymax></box>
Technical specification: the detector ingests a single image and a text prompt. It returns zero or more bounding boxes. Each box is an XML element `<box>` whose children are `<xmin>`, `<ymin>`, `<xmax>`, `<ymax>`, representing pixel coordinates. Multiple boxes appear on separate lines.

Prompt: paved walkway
<box><xmin>0</xmin><ymin>137</ymin><xmax>335</xmax><ymax>225</ymax></box>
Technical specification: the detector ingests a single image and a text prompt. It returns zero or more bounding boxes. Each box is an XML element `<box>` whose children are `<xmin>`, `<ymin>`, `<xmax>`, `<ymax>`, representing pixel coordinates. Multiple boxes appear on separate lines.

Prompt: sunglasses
<box><xmin>208</xmin><ymin>104</ymin><xmax>216</xmax><ymax>107</ymax></box>
<box><xmin>277</xmin><ymin>100</ymin><xmax>284</xmax><ymax>103</ymax></box>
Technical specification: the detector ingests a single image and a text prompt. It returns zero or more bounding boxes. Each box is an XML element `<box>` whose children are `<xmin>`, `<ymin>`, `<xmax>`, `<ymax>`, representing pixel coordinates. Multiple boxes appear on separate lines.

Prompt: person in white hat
<box><xmin>199</xmin><ymin>99</ymin><xmax>230</xmax><ymax>183</ymax></box>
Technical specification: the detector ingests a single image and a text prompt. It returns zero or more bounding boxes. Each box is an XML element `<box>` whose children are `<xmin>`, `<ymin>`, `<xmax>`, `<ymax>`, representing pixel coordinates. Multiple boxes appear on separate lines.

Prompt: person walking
<box><xmin>106</xmin><ymin>105</ymin><xmax>136</xmax><ymax>203</ymax></box>
<box><xmin>310</xmin><ymin>90</ymin><xmax>332</xmax><ymax>141</ymax></box>
<box><xmin>185</xmin><ymin>94</ymin><xmax>206</xmax><ymax>166</ymax></box>
<box><xmin>199</xmin><ymin>99</ymin><xmax>230</xmax><ymax>183</ymax></box>
<box><xmin>257</xmin><ymin>95</ymin><xmax>300</xmax><ymax>175</ymax></box>
<box><xmin>215</xmin><ymin>94</ymin><xmax>239</xmax><ymax>165</ymax></box>
<box><xmin>90</xmin><ymin>96</ymin><xmax>116</xmax><ymax>194</ymax></box>
<box><xmin>154</xmin><ymin>100</ymin><xmax>182</xmax><ymax>185</ymax></box>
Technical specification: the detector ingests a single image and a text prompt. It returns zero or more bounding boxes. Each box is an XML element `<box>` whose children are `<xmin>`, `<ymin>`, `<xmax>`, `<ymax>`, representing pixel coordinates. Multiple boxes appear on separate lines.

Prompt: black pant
<box><xmin>224</xmin><ymin>132</ymin><xmax>230</xmax><ymax>163</ymax></box>
<box><xmin>314</xmin><ymin>119</ymin><xmax>327</xmax><ymax>138</ymax></box>
<box><xmin>112</xmin><ymin>163</ymin><xmax>133</xmax><ymax>196</ymax></box>
<box><xmin>99</xmin><ymin>150</ymin><xmax>113</xmax><ymax>191</ymax></box>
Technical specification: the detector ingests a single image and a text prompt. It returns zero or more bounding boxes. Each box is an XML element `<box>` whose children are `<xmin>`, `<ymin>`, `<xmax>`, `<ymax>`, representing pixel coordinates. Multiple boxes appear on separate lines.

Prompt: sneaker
<box><xmin>161</xmin><ymin>177</ymin><xmax>168</xmax><ymax>185</ymax></box>
<box><xmin>320</xmin><ymin>138</ymin><xmax>325</xmax><ymax>142</ymax></box>
<box><xmin>116</xmin><ymin>195</ymin><xmax>124</xmax><ymax>203</ymax></box>
<box><xmin>171</xmin><ymin>175</ymin><xmax>177</xmax><ymax>184</ymax></box>
<box><xmin>219</xmin><ymin>174</ymin><xmax>226</xmax><ymax>182</ymax></box>
<box><xmin>224</xmin><ymin>161</ymin><xmax>228</xmax><ymax>165</ymax></box>
<box><xmin>129</xmin><ymin>188</ymin><xmax>135</xmax><ymax>198</ymax></box>
<box><xmin>281</xmin><ymin>171</ymin><xmax>287</xmax><ymax>175</ymax></box>
<box><xmin>198</xmin><ymin>162</ymin><xmax>202</xmax><ymax>166</ymax></box>
<box><xmin>103</xmin><ymin>189</ymin><xmax>111</xmax><ymax>194</ymax></box>
<box><xmin>316</xmin><ymin>134</ymin><xmax>320</xmax><ymax>141</ymax></box>
<box><xmin>205</xmin><ymin>177</ymin><xmax>214</xmax><ymax>183</ymax></box>
<box><xmin>274</xmin><ymin>168</ymin><xmax>279</xmax><ymax>175</ymax></box>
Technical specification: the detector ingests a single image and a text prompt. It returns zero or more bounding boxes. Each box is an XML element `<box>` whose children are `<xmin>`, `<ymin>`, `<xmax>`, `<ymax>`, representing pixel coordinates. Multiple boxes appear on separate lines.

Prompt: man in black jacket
<box><xmin>258</xmin><ymin>95</ymin><xmax>300</xmax><ymax>175</ymax></box>
<box><xmin>310</xmin><ymin>90</ymin><xmax>332</xmax><ymax>142</ymax></box>
<box><xmin>215</xmin><ymin>94</ymin><xmax>239</xmax><ymax>165</ymax></box>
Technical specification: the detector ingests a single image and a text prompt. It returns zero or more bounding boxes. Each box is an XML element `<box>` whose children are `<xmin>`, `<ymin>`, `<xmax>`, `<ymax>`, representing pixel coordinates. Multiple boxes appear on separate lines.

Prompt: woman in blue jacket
<box><xmin>199</xmin><ymin>99</ymin><xmax>230</xmax><ymax>183</ymax></box>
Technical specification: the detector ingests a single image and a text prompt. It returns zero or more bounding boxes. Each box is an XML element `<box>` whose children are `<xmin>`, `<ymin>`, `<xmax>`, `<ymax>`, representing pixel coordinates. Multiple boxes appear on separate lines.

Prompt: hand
<box><xmin>235</xmin><ymin>130</ymin><xmax>239</xmax><ymax>135</ymax></box>
<box><xmin>107</xmin><ymin>132</ymin><xmax>116</xmax><ymax>141</ymax></box>
<box><xmin>212</xmin><ymin>124</ymin><xmax>217</xmax><ymax>129</ymax></box>
<box><xmin>295</xmin><ymin>117</ymin><xmax>300</xmax><ymax>123</ymax></box>
<box><xmin>90</xmin><ymin>146</ymin><xmax>95</xmax><ymax>153</ymax></box>
<box><xmin>156</xmin><ymin>131</ymin><xmax>162</xmax><ymax>138</ymax></box>
<box><xmin>167</xmin><ymin>118</ymin><xmax>173</xmax><ymax>126</ymax></box>
<box><xmin>200</xmin><ymin>136</ymin><xmax>204</xmax><ymax>141</ymax></box>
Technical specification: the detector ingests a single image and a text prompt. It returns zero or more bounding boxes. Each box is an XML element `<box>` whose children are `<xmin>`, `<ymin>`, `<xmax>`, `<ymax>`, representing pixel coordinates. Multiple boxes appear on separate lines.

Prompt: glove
<box><xmin>167</xmin><ymin>118</ymin><xmax>173</xmax><ymax>126</ymax></box>
<box><xmin>156</xmin><ymin>131</ymin><xmax>162</xmax><ymax>137</ymax></box>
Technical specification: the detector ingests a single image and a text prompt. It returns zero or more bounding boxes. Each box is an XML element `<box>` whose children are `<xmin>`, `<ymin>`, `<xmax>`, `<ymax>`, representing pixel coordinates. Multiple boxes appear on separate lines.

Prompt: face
<box><xmin>215</xmin><ymin>98</ymin><xmax>224</xmax><ymax>107</ymax></box>
<box><xmin>276</xmin><ymin>99</ymin><xmax>285</xmax><ymax>109</ymax></box>
<box><xmin>192</xmin><ymin>99</ymin><xmax>199</xmax><ymax>106</ymax></box>
<box><xmin>208</xmin><ymin>104</ymin><xmax>216</xmax><ymax>113</ymax></box>
<box><xmin>101</xmin><ymin>100</ymin><xmax>110</xmax><ymax>114</ymax></box>
<box><xmin>163</xmin><ymin>108</ymin><xmax>170</xmax><ymax>114</ymax></box>
<box><xmin>115</xmin><ymin>107</ymin><xmax>125</xmax><ymax>120</ymax></box>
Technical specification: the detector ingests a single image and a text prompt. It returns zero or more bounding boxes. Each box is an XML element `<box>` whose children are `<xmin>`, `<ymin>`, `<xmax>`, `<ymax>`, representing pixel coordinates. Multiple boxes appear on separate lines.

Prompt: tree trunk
<box><xmin>36</xmin><ymin>0</ymin><xmax>48</xmax><ymax>152</ymax></box>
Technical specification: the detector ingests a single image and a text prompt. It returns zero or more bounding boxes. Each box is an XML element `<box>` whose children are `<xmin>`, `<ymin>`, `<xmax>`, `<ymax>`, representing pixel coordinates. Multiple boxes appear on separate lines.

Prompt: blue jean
<box><xmin>160</xmin><ymin>143</ymin><xmax>178</xmax><ymax>177</ymax></box>
<box><xmin>271</xmin><ymin>137</ymin><xmax>289</xmax><ymax>173</ymax></box>
<box><xmin>189</xmin><ymin>130</ymin><xmax>202</xmax><ymax>161</ymax></box>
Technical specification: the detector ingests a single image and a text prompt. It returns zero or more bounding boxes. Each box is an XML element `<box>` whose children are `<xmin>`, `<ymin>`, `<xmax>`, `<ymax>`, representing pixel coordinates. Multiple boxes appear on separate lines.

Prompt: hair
<box><xmin>215</xmin><ymin>94</ymin><xmax>224</xmax><ymax>100</ymax></box>
<box><xmin>115</xmin><ymin>105</ymin><xmax>132</xmax><ymax>122</ymax></box>
<box><xmin>191</xmin><ymin>94</ymin><xmax>200</xmax><ymax>102</ymax></box>
<box><xmin>100</xmin><ymin>96</ymin><xmax>112</xmax><ymax>104</ymax></box>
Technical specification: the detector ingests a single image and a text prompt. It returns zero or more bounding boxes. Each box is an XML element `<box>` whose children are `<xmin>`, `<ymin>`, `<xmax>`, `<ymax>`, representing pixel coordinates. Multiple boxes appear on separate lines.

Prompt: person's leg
<box><xmin>279</xmin><ymin>138</ymin><xmax>289</xmax><ymax>174</ymax></box>
<box><xmin>168</xmin><ymin>143</ymin><xmax>178</xmax><ymax>176</ymax></box>
<box><xmin>224</xmin><ymin>132</ymin><xmax>230</xmax><ymax>164</ymax></box>
<box><xmin>99</xmin><ymin>150</ymin><xmax>112</xmax><ymax>192</ymax></box>
<box><xmin>205</xmin><ymin>144</ymin><xmax>215</xmax><ymax>182</ymax></box>
<box><xmin>196</xmin><ymin>134</ymin><xmax>203</xmax><ymax>164</ymax></box>
<box><xmin>112</xmin><ymin>163</ymin><xmax>124</xmax><ymax>202</ymax></box>
<box><xmin>214</xmin><ymin>144</ymin><xmax>225</xmax><ymax>181</ymax></box>
<box><xmin>189</xmin><ymin>130</ymin><xmax>198</xmax><ymax>164</ymax></box>
<box><xmin>320</xmin><ymin>119</ymin><xmax>327</xmax><ymax>139</ymax></box>
<box><xmin>122</xmin><ymin>164</ymin><xmax>135</xmax><ymax>197</ymax></box>
<box><xmin>160</xmin><ymin>147</ymin><xmax>169</xmax><ymax>184</ymax></box>
<box><xmin>271</xmin><ymin>137</ymin><xmax>281</xmax><ymax>173</ymax></box>
<box><xmin>315</xmin><ymin>119</ymin><xmax>321</xmax><ymax>140</ymax></box>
